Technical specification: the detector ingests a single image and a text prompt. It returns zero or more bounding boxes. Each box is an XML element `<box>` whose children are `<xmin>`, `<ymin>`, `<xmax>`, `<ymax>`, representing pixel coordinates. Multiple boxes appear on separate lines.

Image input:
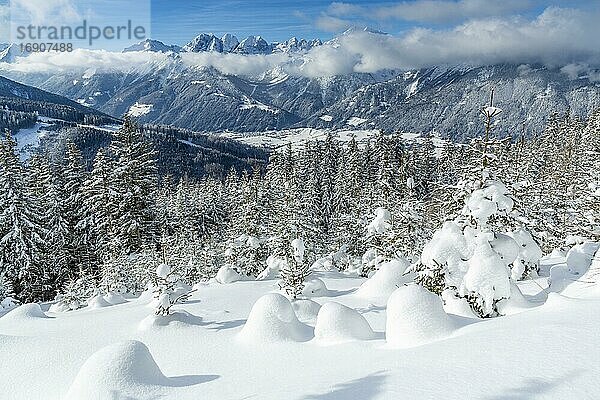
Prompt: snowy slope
<box><xmin>223</xmin><ymin>128</ymin><xmax>447</xmax><ymax>152</ymax></box>
<box><xmin>12</xmin><ymin>122</ymin><xmax>53</xmax><ymax>159</ymax></box>
<box><xmin>1</xmin><ymin>246</ymin><xmax>599</xmax><ymax>400</ymax></box>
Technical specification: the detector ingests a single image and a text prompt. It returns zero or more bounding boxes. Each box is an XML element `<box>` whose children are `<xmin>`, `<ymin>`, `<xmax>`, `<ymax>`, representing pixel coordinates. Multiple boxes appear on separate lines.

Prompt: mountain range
<box><xmin>124</xmin><ymin>33</ymin><xmax>323</xmax><ymax>55</ymax></box>
<box><xmin>2</xmin><ymin>30</ymin><xmax>600</xmax><ymax>140</ymax></box>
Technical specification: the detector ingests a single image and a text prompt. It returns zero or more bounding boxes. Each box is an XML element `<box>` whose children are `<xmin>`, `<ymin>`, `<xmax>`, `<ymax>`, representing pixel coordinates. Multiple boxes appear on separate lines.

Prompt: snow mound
<box><xmin>460</xmin><ymin>237</ymin><xmax>510</xmax><ymax>316</ymax></box>
<box><xmin>367</xmin><ymin>207</ymin><xmax>392</xmax><ymax>235</ymax></box>
<box><xmin>314</xmin><ymin>302</ymin><xmax>375</xmax><ymax>343</ymax></box>
<box><xmin>566</xmin><ymin>242</ymin><xmax>600</xmax><ymax>275</ymax></box>
<box><xmin>0</xmin><ymin>297</ymin><xmax>18</xmax><ymax>312</ymax></box>
<box><xmin>497</xmin><ymin>282</ymin><xmax>533</xmax><ymax>315</ymax></box>
<box><xmin>490</xmin><ymin>233</ymin><xmax>519</xmax><ymax>265</ymax></box>
<box><xmin>356</xmin><ymin>258</ymin><xmax>411</xmax><ymax>299</ymax></box>
<box><xmin>292</xmin><ymin>299</ymin><xmax>321</xmax><ymax>325</ymax></box>
<box><xmin>138</xmin><ymin>311</ymin><xmax>202</xmax><ymax>331</ymax></box>
<box><xmin>386</xmin><ymin>285</ymin><xmax>455</xmax><ymax>348</ymax></box>
<box><xmin>104</xmin><ymin>292</ymin><xmax>126</xmax><ymax>305</ymax></box>
<box><xmin>257</xmin><ymin>255</ymin><xmax>286</xmax><ymax>280</ymax></box>
<box><xmin>508</xmin><ymin>228</ymin><xmax>542</xmax><ymax>280</ymax></box>
<box><xmin>441</xmin><ymin>289</ymin><xmax>478</xmax><ymax>318</ymax></box>
<box><xmin>64</xmin><ymin>340</ymin><xmax>168</xmax><ymax>400</ymax></box>
<box><xmin>87</xmin><ymin>295</ymin><xmax>111</xmax><ymax>309</ymax></box>
<box><xmin>216</xmin><ymin>265</ymin><xmax>243</xmax><ymax>284</ymax></box>
<box><xmin>238</xmin><ymin>293</ymin><xmax>311</xmax><ymax>343</ymax></box>
<box><xmin>302</xmin><ymin>278</ymin><xmax>328</xmax><ymax>297</ymax></box>
<box><xmin>3</xmin><ymin>303</ymin><xmax>48</xmax><ymax>320</ymax></box>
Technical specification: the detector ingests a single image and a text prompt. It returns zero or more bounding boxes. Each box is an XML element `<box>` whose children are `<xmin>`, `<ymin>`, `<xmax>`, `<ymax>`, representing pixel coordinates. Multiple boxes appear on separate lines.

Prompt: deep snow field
<box><xmin>1</xmin><ymin>245</ymin><xmax>599</xmax><ymax>400</ymax></box>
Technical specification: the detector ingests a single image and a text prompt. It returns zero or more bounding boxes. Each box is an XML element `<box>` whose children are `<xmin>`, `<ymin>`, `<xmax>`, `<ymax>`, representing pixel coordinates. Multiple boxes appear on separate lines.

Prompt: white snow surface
<box><xmin>356</xmin><ymin>258</ymin><xmax>412</xmax><ymax>299</ymax></box>
<box><xmin>314</xmin><ymin>302</ymin><xmax>375</xmax><ymax>343</ymax></box>
<box><xmin>127</xmin><ymin>102</ymin><xmax>153</xmax><ymax>117</ymax></box>
<box><xmin>367</xmin><ymin>207</ymin><xmax>392</xmax><ymax>235</ymax></box>
<box><xmin>386</xmin><ymin>285</ymin><xmax>456</xmax><ymax>348</ymax></box>
<box><xmin>64</xmin><ymin>340</ymin><xmax>177</xmax><ymax>400</ymax></box>
<box><xmin>215</xmin><ymin>265</ymin><xmax>243</xmax><ymax>284</ymax></box>
<box><xmin>237</xmin><ymin>293</ymin><xmax>312</xmax><ymax>343</ymax></box>
<box><xmin>1</xmin><ymin>264</ymin><xmax>600</xmax><ymax>399</ymax></box>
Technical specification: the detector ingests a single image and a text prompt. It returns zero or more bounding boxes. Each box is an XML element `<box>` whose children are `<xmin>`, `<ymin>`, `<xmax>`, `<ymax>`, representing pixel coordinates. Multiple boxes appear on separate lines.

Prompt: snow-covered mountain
<box><xmin>123</xmin><ymin>39</ymin><xmax>181</xmax><ymax>53</ymax></box>
<box><xmin>2</xmin><ymin>27</ymin><xmax>600</xmax><ymax>139</ymax></box>
<box><xmin>272</xmin><ymin>37</ymin><xmax>322</xmax><ymax>53</ymax></box>
<box><xmin>7</xmin><ymin>62</ymin><xmax>599</xmax><ymax>139</ymax></box>
<box><xmin>0</xmin><ymin>75</ymin><xmax>110</xmax><ymax>113</ymax></box>
<box><xmin>135</xmin><ymin>33</ymin><xmax>322</xmax><ymax>55</ymax></box>
<box><xmin>0</xmin><ymin>44</ymin><xmax>29</xmax><ymax>63</ymax></box>
<box><xmin>182</xmin><ymin>33</ymin><xmax>224</xmax><ymax>53</ymax></box>
<box><xmin>221</xmin><ymin>33</ymin><xmax>239</xmax><ymax>52</ymax></box>
<box><xmin>233</xmin><ymin>35</ymin><xmax>272</xmax><ymax>54</ymax></box>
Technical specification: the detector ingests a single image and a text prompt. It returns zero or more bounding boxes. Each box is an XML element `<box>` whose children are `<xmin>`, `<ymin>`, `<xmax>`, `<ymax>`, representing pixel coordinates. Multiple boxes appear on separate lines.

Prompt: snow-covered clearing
<box><xmin>1</xmin><ymin>247</ymin><xmax>599</xmax><ymax>400</ymax></box>
<box><xmin>127</xmin><ymin>102</ymin><xmax>154</xmax><ymax>117</ymax></box>
<box><xmin>222</xmin><ymin>128</ymin><xmax>447</xmax><ymax>151</ymax></box>
<box><xmin>12</xmin><ymin>122</ymin><xmax>52</xmax><ymax>159</ymax></box>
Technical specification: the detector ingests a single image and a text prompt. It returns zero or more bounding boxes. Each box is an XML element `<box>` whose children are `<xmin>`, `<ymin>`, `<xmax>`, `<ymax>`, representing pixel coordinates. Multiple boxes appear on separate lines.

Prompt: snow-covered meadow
<box><xmin>1</xmin><ymin>243</ymin><xmax>599</xmax><ymax>400</ymax></box>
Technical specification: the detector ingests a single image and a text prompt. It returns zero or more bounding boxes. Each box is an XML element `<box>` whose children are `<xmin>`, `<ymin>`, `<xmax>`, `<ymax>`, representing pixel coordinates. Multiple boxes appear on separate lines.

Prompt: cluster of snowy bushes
<box><xmin>0</xmin><ymin>104</ymin><xmax>599</xmax><ymax>316</ymax></box>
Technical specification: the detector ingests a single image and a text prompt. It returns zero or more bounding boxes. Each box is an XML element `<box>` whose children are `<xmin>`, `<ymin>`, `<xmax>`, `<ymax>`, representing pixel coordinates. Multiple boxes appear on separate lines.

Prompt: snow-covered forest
<box><xmin>1</xmin><ymin>102</ymin><xmax>600</xmax><ymax>399</ymax></box>
<box><xmin>1</xmin><ymin>107</ymin><xmax>598</xmax><ymax>310</ymax></box>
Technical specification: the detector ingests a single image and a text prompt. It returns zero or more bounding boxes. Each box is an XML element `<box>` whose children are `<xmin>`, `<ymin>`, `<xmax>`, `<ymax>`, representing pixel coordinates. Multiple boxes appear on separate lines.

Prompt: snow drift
<box><xmin>314</xmin><ymin>302</ymin><xmax>375</xmax><ymax>343</ymax></box>
<box><xmin>356</xmin><ymin>258</ymin><xmax>411</xmax><ymax>299</ymax></box>
<box><xmin>386</xmin><ymin>285</ymin><xmax>455</xmax><ymax>348</ymax></box>
<box><xmin>64</xmin><ymin>340</ymin><xmax>171</xmax><ymax>400</ymax></box>
<box><xmin>238</xmin><ymin>293</ymin><xmax>312</xmax><ymax>343</ymax></box>
<box><xmin>291</xmin><ymin>299</ymin><xmax>322</xmax><ymax>325</ymax></box>
<box><xmin>2</xmin><ymin>303</ymin><xmax>49</xmax><ymax>321</ymax></box>
<box><xmin>302</xmin><ymin>278</ymin><xmax>328</xmax><ymax>297</ymax></box>
<box><xmin>216</xmin><ymin>265</ymin><xmax>243</xmax><ymax>284</ymax></box>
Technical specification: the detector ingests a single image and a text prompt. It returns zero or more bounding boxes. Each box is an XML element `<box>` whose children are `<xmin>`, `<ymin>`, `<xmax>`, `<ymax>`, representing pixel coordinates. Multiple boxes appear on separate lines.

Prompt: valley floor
<box><xmin>1</xmin><ymin>249</ymin><xmax>599</xmax><ymax>400</ymax></box>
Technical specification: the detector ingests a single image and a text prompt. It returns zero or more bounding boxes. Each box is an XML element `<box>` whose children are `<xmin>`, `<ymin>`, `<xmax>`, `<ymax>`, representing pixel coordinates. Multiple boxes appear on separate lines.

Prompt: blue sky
<box><xmin>148</xmin><ymin>0</ymin><xmax>592</xmax><ymax>44</ymax></box>
<box><xmin>150</xmin><ymin>0</ymin><xmax>401</xmax><ymax>43</ymax></box>
<box><xmin>1</xmin><ymin>0</ymin><xmax>598</xmax><ymax>47</ymax></box>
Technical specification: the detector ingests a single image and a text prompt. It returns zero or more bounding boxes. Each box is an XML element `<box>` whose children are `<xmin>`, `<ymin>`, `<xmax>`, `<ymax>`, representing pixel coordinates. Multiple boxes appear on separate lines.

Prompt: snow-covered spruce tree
<box><xmin>360</xmin><ymin>207</ymin><xmax>399</xmax><ymax>277</ymax></box>
<box><xmin>53</xmin><ymin>273</ymin><xmax>97</xmax><ymax>311</ymax></box>
<box><xmin>394</xmin><ymin>178</ymin><xmax>430</xmax><ymax>262</ymax></box>
<box><xmin>43</xmin><ymin>169</ymin><xmax>71</xmax><ymax>289</ymax></box>
<box><xmin>332</xmin><ymin>134</ymin><xmax>367</xmax><ymax>269</ymax></box>
<box><xmin>416</xmin><ymin>93</ymin><xmax>541</xmax><ymax>317</ymax></box>
<box><xmin>108</xmin><ymin>117</ymin><xmax>158</xmax><ymax>254</ymax></box>
<box><xmin>581</xmin><ymin>109</ymin><xmax>600</xmax><ymax>239</ymax></box>
<box><xmin>78</xmin><ymin>148</ymin><xmax>116</xmax><ymax>276</ymax></box>
<box><xmin>279</xmin><ymin>238</ymin><xmax>310</xmax><ymax>300</ymax></box>
<box><xmin>0</xmin><ymin>131</ymin><xmax>47</xmax><ymax>302</ymax></box>
<box><xmin>149</xmin><ymin>237</ymin><xmax>194</xmax><ymax>316</ymax></box>
<box><xmin>224</xmin><ymin>168</ymin><xmax>269</xmax><ymax>277</ymax></box>
<box><xmin>62</xmin><ymin>141</ymin><xmax>88</xmax><ymax>276</ymax></box>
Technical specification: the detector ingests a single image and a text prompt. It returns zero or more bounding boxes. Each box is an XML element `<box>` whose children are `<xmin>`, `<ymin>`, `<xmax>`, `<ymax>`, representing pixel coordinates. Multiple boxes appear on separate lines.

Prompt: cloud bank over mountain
<box><xmin>2</xmin><ymin>7</ymin><xmax>599</xmax><ymax>79</ymax></box>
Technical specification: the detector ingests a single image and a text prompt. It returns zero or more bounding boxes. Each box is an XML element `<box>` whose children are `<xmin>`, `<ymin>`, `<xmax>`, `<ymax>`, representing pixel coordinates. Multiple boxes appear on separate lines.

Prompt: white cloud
<box><xmin>0</xmin><ymin>5</ymin><xmax>10</xmax><ymax>43</ymax></box>
<box><xmin>297</xmin><ymin>7</ymin><xmax>600</xmax><ymax>77</ymax></box>
<box><xmin>180</xmin><ymin>52</ymin><xmax>291</xmax><ymax>77</ymax></box>
<box><xmin>315</xmin><ymin>14</ymin><xmax>353</xmax><ymax>32</ymax></box>
<box><xmin>0</xmin><ymin>49</ymin><xmax>169</xmax><ymax>74</ymax></box>
<box><xmin>370</xmin><ymin>0</ymin><xmax>534</xmax><ymax>23</ymax></box>
<box><xmin>11</xmin><ymin>0</ymin><xmax>81</xmax><ymax>25</ymax></box>
<box><xmin>560</xmin><ymin>63</ymin><xmax>600</xmax><ymax>82</ymax></box>
<box><xmin>1</xmin><ymin>7</ymin><xmax>599</xmax><ymax>80</ymax></box>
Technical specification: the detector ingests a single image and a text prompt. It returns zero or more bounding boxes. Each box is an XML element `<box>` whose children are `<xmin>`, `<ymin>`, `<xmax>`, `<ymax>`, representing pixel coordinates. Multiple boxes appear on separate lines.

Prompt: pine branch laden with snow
<box><xmin>150</xmin><ymin>262</ymin><xmax>194</xmax><ymax>316</ymax></box>
<box><xmin>279</xmin><ymin>238</ymin><xmax>310</xmax><ymax>300</ymax></box>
